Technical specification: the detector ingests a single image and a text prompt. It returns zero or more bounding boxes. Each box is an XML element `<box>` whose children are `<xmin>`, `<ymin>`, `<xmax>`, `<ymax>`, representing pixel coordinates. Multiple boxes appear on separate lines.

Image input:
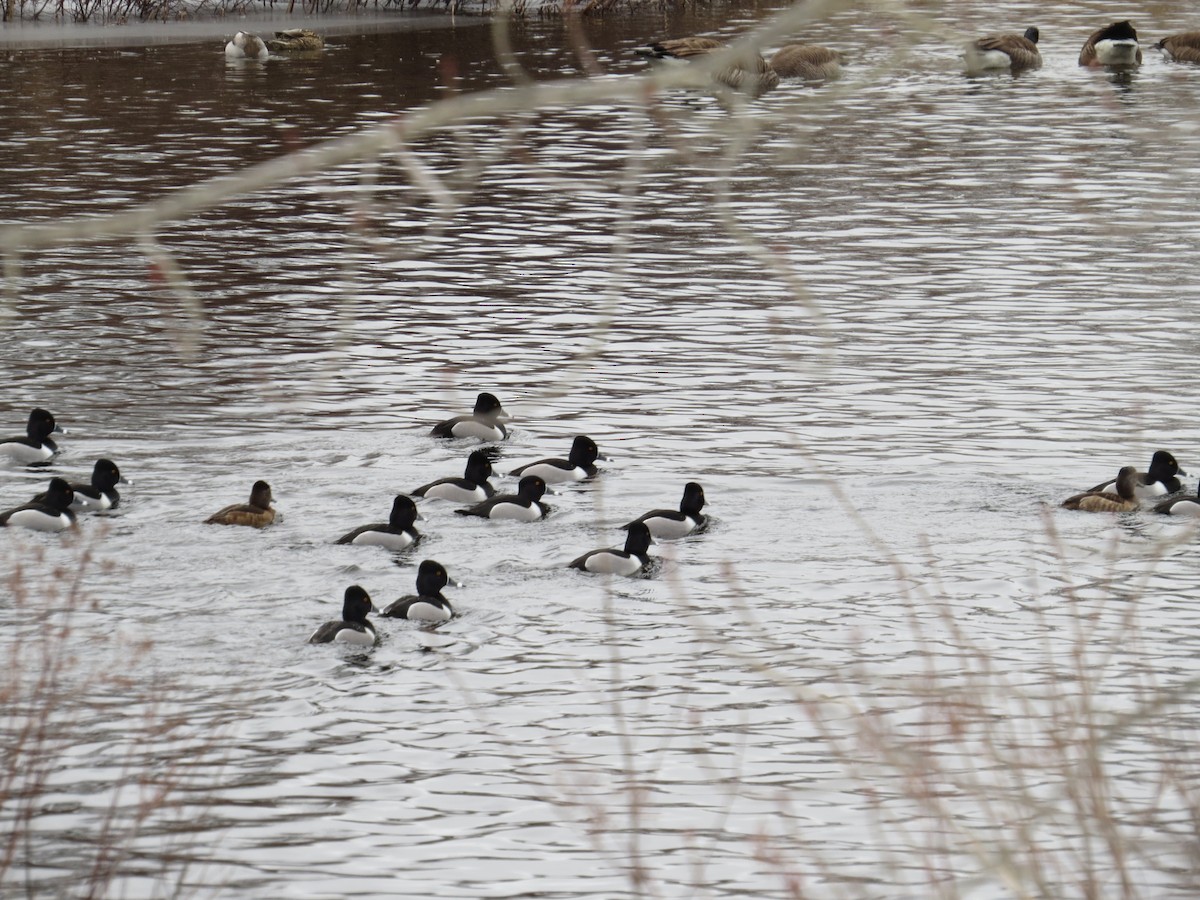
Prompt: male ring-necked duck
<box><xmin>411</xmin><ymin>450</ymin><xmax>496</xmax><ymax>503</ymax></box>
<box><xmin>455</xmin><ymin>475</ymin><xmax>548</xmax><ymax>521</ymax></box>
<box><xmin>267</xmin><ymin>28</ymin><xmax>324</xmax><ymax>52</ymax></box>
<box><xmin>0</xmin><ymin>408</ymin><xmax>63</xmax><ymax>464</ymax></box>
<box><xmin>204</xmin><ymin>480</ymin><xmax>276</xmax><ymax>528</ymax></box>
<box><xmin>308</xmin><ymin>585</ymin><xmax>377</xmax><ymax>646</ymax></box>
<box><xmin>1087</xmin><ymin>450</ymin><xmax>1186</xmax><ymax>498</ymax></box>
<box><xmin>335</xmin><ymin>495</ymin><xmax>420</xmax><ymax>550</ymax></box>
<box><xmin>1154</xmin><ymin>481</ymin><xmax>1200</xmax><ymax>517</ymax></box>
<box><xmin>1155</xmin><ymin>32</ymin><xmax>1200</xmax><ymax>63</ymax></box>
<box><xmin>1062</xmin><ymin>466</ymin><xmax>1140</xmax><ymax>512</ymax></box>
<box><xmin>1079</xmin><ymin>20</ymin><xmax>1141</xmax><ymax>67</ymax></box>
<box><xmin>769</xmin><ymin>42</ymin><xmax>843</xmax><ymax>80</ymax></box>
<box><xmin>569</xmin><ymin>522</ymin><xmax>654</xmax><ymax>576</ymax></box>
<box><xmin>36</xmin><ymin>458</ymin><xmax>128</xmax><ymax>512</ymax></box>
<box><xmin>430</xmin><ymin>392</ymin><xmax>510</xmax><ymax>442</ymax></box>
<box><xmin>964</xmin><ymin>26</ymin><xmax>1041</xmax><ymax>73</ymax></box>
<box><xmin>509</xmin><ymin>435</ymin><xmax>603</xmax><ymax>484</ymax></box>
<box><xmin>624</xmin><ymin>481</ymin><xmax>706</xmax><ymax>538</ymax></box>
<box><xmin>225</xmin><ymin>31</ymin><xmax>269</xmax><ymax>61</ymax></box>
<box><xmin>380</xmin><ymin>560</ymin><xmax>456</xmax><ymax>622</ymax></box>
<box><xmin>0</xmin><ymin>477</ymin><xmax>77</xmax><ymax>532</ymax></box>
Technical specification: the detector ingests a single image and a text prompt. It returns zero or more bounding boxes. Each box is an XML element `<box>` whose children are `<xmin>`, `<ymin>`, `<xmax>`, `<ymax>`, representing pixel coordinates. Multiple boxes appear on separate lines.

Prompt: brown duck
<box><xmin>205</xmin><ymin>480</ymin><xmax>276</xmax><ymax>528</ymax></box>
<box><xmin>1061</xmin><ymin>466</ymin><xmax>1140</xmax><ymax>512</ymax></box>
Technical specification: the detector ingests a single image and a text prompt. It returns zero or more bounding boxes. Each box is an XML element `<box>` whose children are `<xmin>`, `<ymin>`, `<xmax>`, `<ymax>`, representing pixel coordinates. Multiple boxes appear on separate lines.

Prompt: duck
<box><xmin>455</xmin><ymin>475</ymin><xmax>548</xmax><ymax>522</ymax></box>
<box><xmin>624</xmin><ymin>482</ymin><xmax>706</xmax><ymax>539</ymax></box>
<box><xmin>380</xmin><ymin>560</ymin><xmax>456</xmax><ymax>622</ymax></box>
<box><xmin>411</xmin><ymin>450</ymin><xmax>496</xmax><ymax>503</ymax></box>
<box><xmin>1154</xmin><ymin>32</ymin><xmax>1200</xmax><ymax>63</ymax></box>
<box><xmin>0</xmin><ymin>408</ymin><xmax>63</xmax><ymax>464</ymax></box>
<box><xmin>964</xmin><ymin>26</ymin><xmax>1041</xmax><ymax>73</ymax></box>
<box><xmin>569</xmin><ymin>522</ymin><xmax>654</xmax><ymax>576</ymax></box>
<box><xmin>1079</xmin><ymin>21</ymin><xmax>1141</xmax><ymax>67</ymax></box>
<box><xmin>267</xmin><ymin>28</ymin><xmax>324</xmax><ymax>52</ymax></box>
<box><xmin>509</xmin><ymin>435</ymin><xmax>603</xmax><ymax>484</ymax></box>
<box><xmin>430</xmin><ymin>392</ymin><xmax>510</xmax><ymax>442</ymax></box>
<box><xmin>225</xmin><ymin>32</ymin><xmax>269</xmax><ymax>61</ymax></box>
<box><xmin>634</xmin><ymin>37</ymin><xmax>780</xmax><ymax>96</ymax></box>
<box><xmin>0</xmin><ymin>477</ymin><xmax>76</xmax><ymax>532</ymax></box>
<box><xmin>1087</xmin><ymin>451</ymin><xmax>1186</xmax><ymax>498</ymax></box>
<box><xmin>1061</xmin><ymin>466</ymin><xmax>1140</xmax><ymax>512</ymax></box>
<box><xmin>769</xmin><ymin>42</ymin><xmax>844</xmax><ymax>80</ymax></box>
<box><xmin>204</xmin><ymin>480</ymin><xmax>276</xmax><ymax>528</ymax></box>
<box><xmin>33</xmin><ymin>458</ymin><xmax>127</xmax><ymax>512</ymax></box>
<box><xmin>1155</xmin><ymin>481</ymin><xmax>1200</xmax><ymax>517</ymax></box>
<box><xmin>308</xmin><ymin>585</ymin><xmax>377</xmax><ymax>646</ymax></box>
<box><xmin>335</xmin><ymin>495</ymin><xmax>420</xmax><ymax>550</ymax></box>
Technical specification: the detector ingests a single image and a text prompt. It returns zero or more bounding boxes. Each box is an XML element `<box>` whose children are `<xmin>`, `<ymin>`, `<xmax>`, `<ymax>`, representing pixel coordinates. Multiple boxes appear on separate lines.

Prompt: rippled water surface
<box><xmin>3</xmin><ymin>1</ymin><xmax>1200</xmax><ymax>896</ymax></box>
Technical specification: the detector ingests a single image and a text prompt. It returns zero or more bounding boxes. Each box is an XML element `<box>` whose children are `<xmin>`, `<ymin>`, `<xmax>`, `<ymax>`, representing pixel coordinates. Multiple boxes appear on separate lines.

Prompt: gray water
<box><xmin>2</xmin><ymin>1</ymin><xmax>1200</xmax><ymax>896</ymax></box>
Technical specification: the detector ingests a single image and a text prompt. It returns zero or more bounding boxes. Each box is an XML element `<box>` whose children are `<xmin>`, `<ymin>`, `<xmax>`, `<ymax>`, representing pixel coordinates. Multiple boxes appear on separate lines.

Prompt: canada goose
<box><xmin>224</xmin><ymin>32</ymin><xmax>269</xmax><ymax>61</ymax></box>
<box><xmin>1154</xmin><ymin>32</ymin><xmax>1200</xmax><ymax>63</ymax></box>
<box><xmin>634</xmin><ymin>37</ymin><xmax>779</xmax><ymax>97</ymax></box>
<box><xmin>964</xmin><ymin>26</ymin><xmax>1041</xmax><ymax>73</ymax></box>
<box><xmin>769</xmin><ymin>43</ymin><xmax>843</xmax><ymax>80</ymax></box>
<box><xmin>1061</xmin><ymin>467</ymin><xmax>1140</xmax><ymax>512</ymax></box>
<box><xmin>1079</xmin><ymin>21</ymin><xmax>1142</xmax><ymax>67</ymax></box>
<box><xmin>267</xmin><ymin>29</ymin><xmax>324</xmax><ymax>52</ymax></box>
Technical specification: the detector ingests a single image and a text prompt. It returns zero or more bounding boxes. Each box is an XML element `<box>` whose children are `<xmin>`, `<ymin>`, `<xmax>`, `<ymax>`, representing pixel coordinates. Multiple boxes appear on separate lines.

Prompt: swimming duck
<box><xmin>0</xmin><ymin>477</ymin><xmax>76</xmax><ymax>532</ymax></box>
<box><xmin>335</xmin><ymin>495</ymin><xmax>420</xmax><ymax>551</ymax></box>
<box><xmin>308</xmin><ymin>585</ymin><xmax>377</xmax><ymax>646</ymax></box>
<box><xmin>0</xmin><ymin>408</ymin><xmax>63</xmax><ymax>464</ymax></box>
<box><xmin>509</xmin><ymin>435</ymin><xmax>603</xmax><ymax>484</ymax></box>
<box><xmin>1087</xmin><ymin>451</ymin><xmax>1186</xmax><ymax>498</ymax></box>
<box><xmin>411</xmin><ymin>450</ymin><xmax>496</xmax><ymax>503</ymax></box>
<box><xmin>204</xmin><ymin>480</ymin><xmax>276</xmax><ymax>528</ymax></box>
<box><xmin>1079</xmin><ymin>21</ymin><xmax>1141</xmax><ymax>67</ymax></box>
<box><xmin>267</xmin><ymin>29</ymin><xmax>324</xmax><ymax>52</ymax></box>
<box><xmin>430</xmin><ymin>392</ymin><xmax>510</xmax><ymax>442</ymax></box>
<box><xmin>225</xmin><ymin>32</ymin><xmax>269</xmax><ymax>61</ymax></box>
<box><xmin>34</xmin><ymin>458</ymin><xmax>127</xmax><ymax>512</ymax></box>
<box><xmin>569</xmin><ymin>522</ymin><xmax>654</xmax><ymax>576</ymax></box>
<box><xmin>1154</xmin><ymin>481</ymin><xmax>1200</xmax><ymax>517</ymax></box>
<box><xmin>455</xmin><ymin>475</ymin><xmax>548</xmax><ymax>521</ymax></box>
<box><xmin>964</xmin><ymin>26</ymin><xmax>1041</xmax><ymax>72</ymax></box>
<box><xmin>1062</xmin><ymin>466</ymin><xmax>1140</xmax><ymax>512</ymax></box>
<box><xmin>624</xmin><ymin>482</ymin><xmax>706</xmax><ymax>539</ymax></box>
<box><xmin>634</xmin><ymin>37</ymin><xmax>779</xmax><ymax>96</ymax></box>
<box><xmin>380</xmin><ymin>560</ymin><xmax>456</xmax><ymax>622</ymax></box>
<box><xmin>769</xmin><ymin>42</ymin><xmax>844</xmax><ymax>80</ymax></box>
<box><xmin>1154</xmin><ymin>32</ymin><xmax>1200</xmax><ymax>63</ymax></box>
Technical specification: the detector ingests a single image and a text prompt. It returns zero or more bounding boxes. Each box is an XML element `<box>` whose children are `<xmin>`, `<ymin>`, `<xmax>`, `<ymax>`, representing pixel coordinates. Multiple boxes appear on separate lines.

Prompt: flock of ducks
<box><xmin>1060</xmin><ymin>450</ymin><xmax>1199</xmax><ymax>515</ymax></box>
<box><xmin>635</xmin><ymin>20</ymin><xmax>1200</xmax><ymax>94</ymax></box>
<box><xmin>0</xmin><ymin>397</ymin><xmax>708</xmax><ymax>648</ymax></box>
<box><xmin>4</xmin><ymin>403</ymin><xmax>1198</xmax><ymax>644</ymax></box>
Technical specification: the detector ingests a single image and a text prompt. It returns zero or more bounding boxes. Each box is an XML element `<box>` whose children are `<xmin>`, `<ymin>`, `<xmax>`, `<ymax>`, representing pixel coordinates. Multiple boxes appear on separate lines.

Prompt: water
<box><xmin>2</xmin><ymin>1</ymin><xmax>1200</xmax><ymax>896</ymax></box>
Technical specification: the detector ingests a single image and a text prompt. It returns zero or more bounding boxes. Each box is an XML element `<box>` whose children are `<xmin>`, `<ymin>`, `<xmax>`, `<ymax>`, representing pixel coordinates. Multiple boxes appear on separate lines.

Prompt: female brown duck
<box><xmin>205</xmin><ymin>480</ymin><xmax>276</xmax><ymax>528</ymax></box>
